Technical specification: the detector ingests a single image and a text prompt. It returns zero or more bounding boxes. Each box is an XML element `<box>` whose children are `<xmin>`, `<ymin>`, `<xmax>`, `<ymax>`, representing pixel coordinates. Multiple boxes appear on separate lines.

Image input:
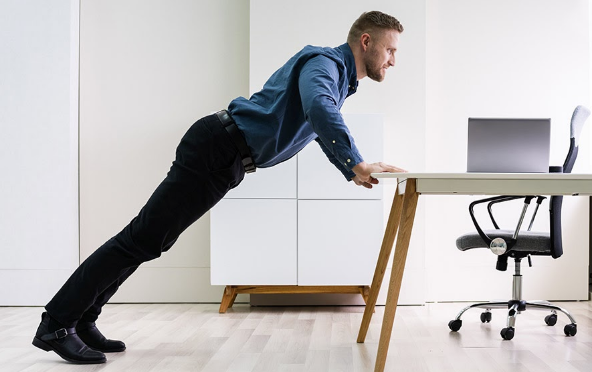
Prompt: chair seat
<box><xmin>456</xmin><ymin>229</ymin><xmax>551</xmax><ymax>254</ymax></box>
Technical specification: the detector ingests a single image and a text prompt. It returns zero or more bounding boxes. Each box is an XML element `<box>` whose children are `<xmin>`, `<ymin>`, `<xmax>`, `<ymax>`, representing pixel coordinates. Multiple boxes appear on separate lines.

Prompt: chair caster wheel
<box><xmin>544</xmin><ymin>314</ymin><xmax>557</xmax><ymax>326</ymax></box>
<box><xmin>448</xmin><ymin>319</ymin><xmax>462</xmax><ymax>332</ymax></box>
<box><xmin>500</xmin><ymin>327</ymin><xmax>515</xmax><ymax>340</ymax></box>
<box><xmin>480</xmin><ymin>312</ymin><xmax>492</xmax><ymax>323</ymax></box>
<box><xmin>564</xmin><ymin>324</ymin><xmax>577</xmax><ymax>336</ymax></box>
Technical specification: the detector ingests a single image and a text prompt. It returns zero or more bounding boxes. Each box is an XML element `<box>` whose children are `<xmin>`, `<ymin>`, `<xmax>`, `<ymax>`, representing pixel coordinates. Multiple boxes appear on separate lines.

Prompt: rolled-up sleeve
<box><xmin>298</xmin><ymin>55</ymin><xmax>364</xmax><ymax>175</ymax></box>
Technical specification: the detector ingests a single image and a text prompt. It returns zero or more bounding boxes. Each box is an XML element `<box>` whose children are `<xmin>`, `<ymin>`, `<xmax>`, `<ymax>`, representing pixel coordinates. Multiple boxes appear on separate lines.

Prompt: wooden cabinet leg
<box><xmin>359</xmin><ymin>286</ymin><xmax>370</xmax><ymax>304</ymax></box>
<box><xmin>228</xmin><ymin>292</ymin><xmax>238</xmax><ymax>308</ymax></box>
<box><xmin>219</xmin><ymin>285</ymin><xmax>237</xmax><ymax>314</ymax></box>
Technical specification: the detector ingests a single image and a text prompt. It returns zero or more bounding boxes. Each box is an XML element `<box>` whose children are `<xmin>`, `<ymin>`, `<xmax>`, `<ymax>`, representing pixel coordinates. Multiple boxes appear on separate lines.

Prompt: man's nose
<box><xmin>389</xmin><ymin>55</ymin><xmax>395</xmax><ymax>66</ymax></box>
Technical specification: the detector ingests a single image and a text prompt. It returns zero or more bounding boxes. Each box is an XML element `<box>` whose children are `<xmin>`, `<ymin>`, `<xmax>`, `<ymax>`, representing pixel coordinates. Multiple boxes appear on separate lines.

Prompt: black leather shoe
<box><xmin>32</xmin><ymin>312</ymin><xmax>106</xmax><ymax>364</ymax></box>
<box><xmin>76</xmin><ymin>321</ymin><xmax>126</xmax><ymax>353</ymax></box>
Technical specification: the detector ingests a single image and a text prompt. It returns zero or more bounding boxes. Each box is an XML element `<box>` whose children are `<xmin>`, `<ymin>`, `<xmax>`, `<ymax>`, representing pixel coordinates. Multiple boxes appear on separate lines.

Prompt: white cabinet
<box><xmin>210</xmin><ymin>114</ymin><xmax>383</xmax><ymax>298</ymax></box>
<box><xmin>297</xmin><ymin>200</ymin><xmax>383</xmax><ymax>285</ymax></box>
<box><xmin>210</xmin><ymin>199</ymin><xmax>297</xmax><ymax>285</ymax></box>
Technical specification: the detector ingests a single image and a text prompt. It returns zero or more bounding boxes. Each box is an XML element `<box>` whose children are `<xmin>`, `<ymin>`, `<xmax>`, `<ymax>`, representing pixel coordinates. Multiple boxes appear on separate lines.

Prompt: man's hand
<box><xmin>351</xmin><ymin>161</ymin><xmax>407</xmax><ymax>188</ymax></box>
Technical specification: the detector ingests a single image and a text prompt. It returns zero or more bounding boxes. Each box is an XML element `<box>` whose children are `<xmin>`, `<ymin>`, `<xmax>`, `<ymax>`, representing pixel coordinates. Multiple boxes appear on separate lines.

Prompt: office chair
<box><xmin>448</xmin><ymin>105</ymin><xmax>591</xmax><ymax>340</ymax></box>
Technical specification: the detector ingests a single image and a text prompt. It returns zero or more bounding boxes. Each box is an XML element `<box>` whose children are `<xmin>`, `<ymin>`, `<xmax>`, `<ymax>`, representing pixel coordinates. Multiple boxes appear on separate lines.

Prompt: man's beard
<box><xmin>365</xmin><ymin>50</ymin><xmax>385</xmax><ymax>82</ymax></box>
<box><xmin>366</xmin><ymin>63</ymin><xmax>385</xmax><ymax>82</ymax></box>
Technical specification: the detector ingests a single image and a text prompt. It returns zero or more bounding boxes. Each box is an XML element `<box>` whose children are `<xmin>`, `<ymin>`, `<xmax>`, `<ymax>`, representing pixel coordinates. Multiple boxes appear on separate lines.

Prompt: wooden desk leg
<box><xmin>374</xmin><ymin>178</ymin><xmax>419</xmax><ymax>372</ymax></box>
<box><xmin>357</xmin><ymin>186</ymin><xmax>405</xmax><ymax>343</ymax></box>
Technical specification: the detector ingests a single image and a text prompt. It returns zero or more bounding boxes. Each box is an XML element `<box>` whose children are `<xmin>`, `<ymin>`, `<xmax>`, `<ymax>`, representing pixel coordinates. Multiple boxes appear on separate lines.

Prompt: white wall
<box><xmin>425</xmin><ymin>0</ymin><xmax>591</xmax><ymax>301</ymax></box>
<box><xmin>0</xmin><ymin>0</ymin><xmax>79</xmax><ymax>305</ymax></box>
<box><xmin>79</xmin><ymin>0</ymin><xmax>250</xmax><ymax>302</ymax></box>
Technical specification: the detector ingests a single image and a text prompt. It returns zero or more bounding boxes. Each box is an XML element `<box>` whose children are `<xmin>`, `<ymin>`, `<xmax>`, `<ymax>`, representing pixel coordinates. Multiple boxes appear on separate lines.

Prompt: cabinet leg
<box><xmin>219</xmin><ymin>285</ymin><xmax>237</xmax><ymax>313</ymax></box>
<box><xmin>360</xmin><ymin>286</ymin><xmax>370</xmax><ymax>304</ymax></box>
<box><xmin>228</xmin><ymin>292</ymin><xmax>238</xmax><ymax>308</ymax></box>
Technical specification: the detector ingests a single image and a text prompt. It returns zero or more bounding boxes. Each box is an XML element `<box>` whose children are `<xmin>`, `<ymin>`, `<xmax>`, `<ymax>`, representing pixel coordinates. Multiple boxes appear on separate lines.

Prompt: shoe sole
<box><xmin>100</xmin><ymin>347</ymin><xmax>126</xmax><ymax>353</ymax></box>
<box><xmin>90</xmin><ymin>345</ymin><xmax>126</xmax><ymax>353</ymax></box>
<box><xmin>32</xmin><ymin>337</ymin><xmax>107</xmax><ymax>364</ymax></box>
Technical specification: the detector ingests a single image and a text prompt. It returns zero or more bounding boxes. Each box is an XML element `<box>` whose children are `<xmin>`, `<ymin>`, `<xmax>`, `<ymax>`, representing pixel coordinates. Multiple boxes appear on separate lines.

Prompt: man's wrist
<box><xmin>352</xmin><ymin>161</ymin><xmax>368</xmax><ymax>177</ymax></box>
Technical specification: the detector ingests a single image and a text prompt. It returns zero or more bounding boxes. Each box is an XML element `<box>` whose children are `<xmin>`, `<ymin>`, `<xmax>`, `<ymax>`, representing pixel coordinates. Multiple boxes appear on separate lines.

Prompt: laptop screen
<box><xmin>467</xmin><ymin>118</ymin><xmax>551</xmax><ymax>173</ymax></box>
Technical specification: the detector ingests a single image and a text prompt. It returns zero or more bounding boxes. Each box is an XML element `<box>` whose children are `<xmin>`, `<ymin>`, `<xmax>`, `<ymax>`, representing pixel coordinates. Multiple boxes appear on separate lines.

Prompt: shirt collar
<box><xmin>337</xmin><ymin>43</ymin><xmax>358</xmax><ymax>95</ymax></box>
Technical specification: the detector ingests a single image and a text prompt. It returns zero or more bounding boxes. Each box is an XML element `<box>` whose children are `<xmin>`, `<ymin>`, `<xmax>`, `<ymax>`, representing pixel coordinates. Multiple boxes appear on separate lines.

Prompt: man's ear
<box><xmin>360</xmin><ymin>33</ymin><xmax>371</xmax><ymax>52</ymax></box>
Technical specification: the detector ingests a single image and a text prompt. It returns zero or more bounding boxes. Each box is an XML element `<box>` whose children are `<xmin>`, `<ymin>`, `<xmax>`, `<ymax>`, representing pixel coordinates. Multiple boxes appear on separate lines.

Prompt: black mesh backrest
<box><xmin>549</xmin><ymin>106</ymin><xmax>590</xmax><ymax>258</ymax></box>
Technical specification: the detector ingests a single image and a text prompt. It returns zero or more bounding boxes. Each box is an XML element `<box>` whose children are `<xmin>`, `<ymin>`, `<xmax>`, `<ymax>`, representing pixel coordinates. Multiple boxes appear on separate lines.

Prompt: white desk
<box><xmin>357</xmin><ymin>173</ymin><xmax>592</xmax><ymax>372</ymax></box>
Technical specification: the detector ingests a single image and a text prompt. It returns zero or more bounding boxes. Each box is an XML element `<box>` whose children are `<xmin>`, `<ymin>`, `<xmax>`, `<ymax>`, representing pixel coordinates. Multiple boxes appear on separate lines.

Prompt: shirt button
<box><xmin>332</xmin><ymin>140</ymin><xmax>336</xmax><ymax>144</ymax></box>
<box><xmin>347</xmin><ymin>159</ymin><xmax>351</xmax><ymax>163</ymax></box>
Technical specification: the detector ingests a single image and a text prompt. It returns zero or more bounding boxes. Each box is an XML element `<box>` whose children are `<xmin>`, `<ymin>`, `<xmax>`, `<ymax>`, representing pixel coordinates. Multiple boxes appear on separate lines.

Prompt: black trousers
<box><xmin>46</xmin><ymin>113</ymin><xmax>245</xmax><ymax>327</ymax></box>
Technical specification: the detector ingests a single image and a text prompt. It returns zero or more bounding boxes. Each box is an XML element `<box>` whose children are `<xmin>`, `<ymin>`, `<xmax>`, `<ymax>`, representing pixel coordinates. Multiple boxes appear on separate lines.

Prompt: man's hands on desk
<box><xmin>352</xmin><ymin>161</ymin><xmax>407</xmax><ymax>189</ymax></box>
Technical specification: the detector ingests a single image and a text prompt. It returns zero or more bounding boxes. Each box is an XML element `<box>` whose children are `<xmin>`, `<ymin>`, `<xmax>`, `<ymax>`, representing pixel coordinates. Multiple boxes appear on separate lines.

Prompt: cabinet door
<box><xmin>297</xmin><ymin>200</ymin><xmax>382</xmax><ymax>285</ymax></box>
<box><xmin>298</xmin><ymin>113</ymin><xmax>383</xmax><ymax>200</ymax></box>
<box><xmin>224</xmin><ymin>157</ymin><xmax>297</xmax><ymax>199</ymax></box>
<box><xmin>210</xmin><ymin>199</ymin><xmax>297</xmax><ymax>285</ymax></box>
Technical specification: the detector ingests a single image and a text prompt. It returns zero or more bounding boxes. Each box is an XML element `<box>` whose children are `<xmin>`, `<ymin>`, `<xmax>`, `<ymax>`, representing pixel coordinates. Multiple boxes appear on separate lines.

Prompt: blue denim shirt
<box><xmin>228</xmin><ymin>43</ymin><xmax>363</xmax><ymax>180</ymax></box>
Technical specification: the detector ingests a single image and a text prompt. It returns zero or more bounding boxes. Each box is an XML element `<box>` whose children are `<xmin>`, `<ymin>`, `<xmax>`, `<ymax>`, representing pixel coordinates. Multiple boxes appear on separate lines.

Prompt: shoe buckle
<box><xmin>54</xmin><ymin>328</ymin><xmax>68</xmax><ymax>339</ymax></box>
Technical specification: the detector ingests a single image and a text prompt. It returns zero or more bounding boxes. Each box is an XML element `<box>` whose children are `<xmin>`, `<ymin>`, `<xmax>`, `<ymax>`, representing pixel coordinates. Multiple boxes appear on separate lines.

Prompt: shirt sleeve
<box><xmin>315</xmin><ymin>137</ymin><xmax>356</xmax><ymax>181</ymax></box>
<box><xmin>298</xmin><ymin>55</ymin><xmax>364</xmax><ymax>174</ymax></box>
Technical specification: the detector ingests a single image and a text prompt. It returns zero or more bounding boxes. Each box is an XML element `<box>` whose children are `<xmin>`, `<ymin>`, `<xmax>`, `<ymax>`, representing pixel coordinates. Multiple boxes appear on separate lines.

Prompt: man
<box><xmin>33</xmin><ymin>10</ymin><xmax>405</xmax><ymax>364</ymax></box>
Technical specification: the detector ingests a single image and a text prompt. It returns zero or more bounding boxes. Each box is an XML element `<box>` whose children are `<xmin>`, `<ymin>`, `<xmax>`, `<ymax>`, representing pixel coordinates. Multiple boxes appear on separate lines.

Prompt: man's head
<box><xmin>347</xmin><ymin>11</ymin><xmax>404</xmax><ymax>82</ymax></box>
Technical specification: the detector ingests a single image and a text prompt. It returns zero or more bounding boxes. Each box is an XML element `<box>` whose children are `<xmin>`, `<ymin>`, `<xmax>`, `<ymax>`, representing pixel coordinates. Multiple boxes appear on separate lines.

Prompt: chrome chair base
<box><xmin>448</xmin><ymin>263</ymin><xmax>578</xmax><ymax>340</ymax></box>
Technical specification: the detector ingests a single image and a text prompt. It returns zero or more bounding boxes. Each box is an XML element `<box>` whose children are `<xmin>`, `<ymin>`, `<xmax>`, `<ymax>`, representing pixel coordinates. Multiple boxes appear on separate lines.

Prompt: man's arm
<box><xmin>315</xmin><ymin>137</ymin><xmax>356</xmax><ymax>180</ymax></box>
<box><xmin>299</xmin><ymin>55</ymin><xmax>406</xmax><ymax>187</ymax></box>
<box><xmin>298</xmin><ymin>56</ymin><xmax>364</xmax><ymax>174</ymax></box>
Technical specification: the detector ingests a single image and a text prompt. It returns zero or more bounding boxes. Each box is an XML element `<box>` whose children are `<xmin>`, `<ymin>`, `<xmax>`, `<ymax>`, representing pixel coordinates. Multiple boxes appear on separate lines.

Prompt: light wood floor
<box><xmin>1</xmin><ymin>301</ymin><xmax>591</xmax><ymax>372</ymax></box>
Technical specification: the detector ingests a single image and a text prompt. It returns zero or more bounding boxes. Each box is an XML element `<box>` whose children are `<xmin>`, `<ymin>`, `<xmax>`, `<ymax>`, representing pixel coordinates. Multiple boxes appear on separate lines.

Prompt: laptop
<box><xmin>467</xmin><ymin>118</ymin><xmax>551</xmax><ymax>173</ymax></box>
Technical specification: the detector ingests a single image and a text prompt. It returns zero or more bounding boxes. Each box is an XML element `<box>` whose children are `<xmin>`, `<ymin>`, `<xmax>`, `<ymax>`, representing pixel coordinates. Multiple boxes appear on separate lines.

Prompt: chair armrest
<box><xmin>471</xmin><ymin>195</ymin><xmax>546</xmax><ymax>272</ymax></box>
<box><xmin>469</xmin><ymin>195</ymin><xmax>536</xmax><ymax>247</ymax></box>
<box><xmin>468</xmin><ymin>196</ymin><xmax>517</xmax><ymax>247</ymax></box>
<box><xmin>486</xmin><ymin>196</ymin><xmax>528</xmax><ymax>229</ymax></box>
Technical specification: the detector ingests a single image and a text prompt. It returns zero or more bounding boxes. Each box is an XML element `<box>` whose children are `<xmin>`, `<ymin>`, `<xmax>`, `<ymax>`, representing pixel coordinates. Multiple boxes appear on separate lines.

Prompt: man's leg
<box><xmin>34</xmin><ymin>113</ymin><xmax>245</xmax><ymax>363</ymax></box>
<box><xmin>79</xmin><ymin>266</ymin><xmax>139</xmax><ymax>324</ymax></box>
<box><xmin>73</xmin><ymin>266</ymin><xmax>138</xmax><ymax>353</ymax></box>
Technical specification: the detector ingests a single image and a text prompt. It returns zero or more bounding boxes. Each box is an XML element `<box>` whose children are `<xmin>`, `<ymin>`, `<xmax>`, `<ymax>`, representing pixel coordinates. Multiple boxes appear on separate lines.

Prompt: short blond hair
<box><xmin>347</xmin><ymin>11</ymin><xmax>404</xmax><ymax>44</ymax></box>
